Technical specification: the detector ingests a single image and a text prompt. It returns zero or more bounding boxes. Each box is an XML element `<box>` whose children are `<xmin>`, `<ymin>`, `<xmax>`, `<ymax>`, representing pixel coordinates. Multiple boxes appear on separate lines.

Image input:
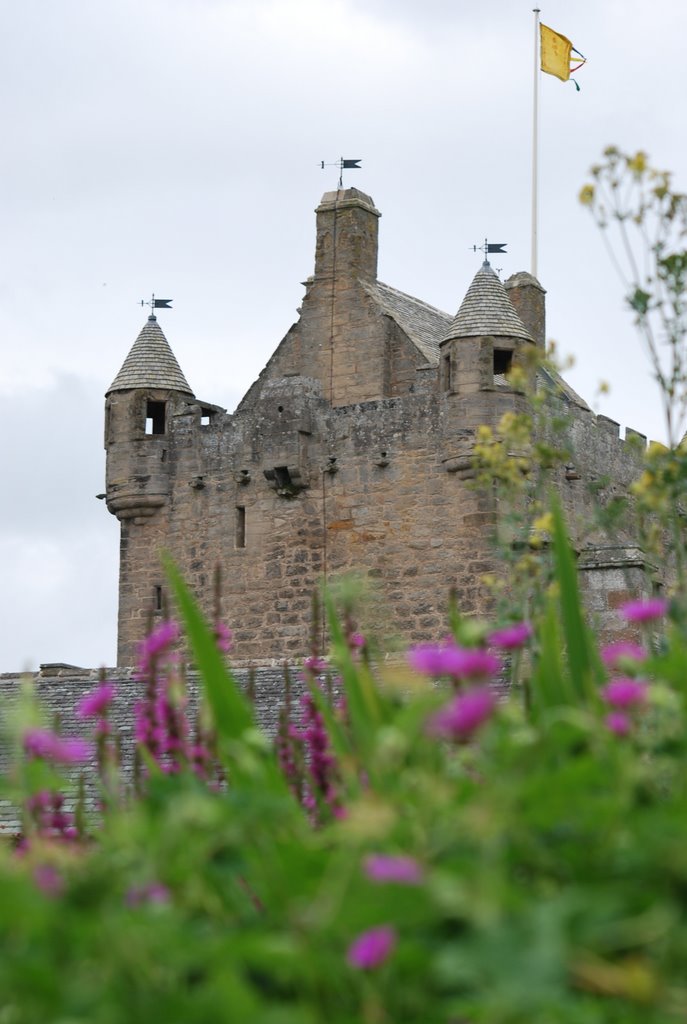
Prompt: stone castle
<box><xmin>104</xmin><ymin>187</ymin><xmax>652</xmax><ymax>667</ymax></box>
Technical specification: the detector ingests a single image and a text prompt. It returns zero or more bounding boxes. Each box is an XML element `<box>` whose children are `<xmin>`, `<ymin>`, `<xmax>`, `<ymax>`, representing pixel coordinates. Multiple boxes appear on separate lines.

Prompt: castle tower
<box><xmin>293</xmin><ymin>188</ymin><xmax>384</xmax><ymax>406</ymax></box>
<box><xmin>105</xmin><ymin>314</ymin><xmax>195</xmax><ymax>662</ymax></box>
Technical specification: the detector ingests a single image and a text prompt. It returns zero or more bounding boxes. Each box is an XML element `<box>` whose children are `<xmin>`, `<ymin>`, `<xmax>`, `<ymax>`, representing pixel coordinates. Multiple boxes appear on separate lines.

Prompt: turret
<box><xmin>104</xmin><ymin>314</ymin><xmax>194</xmax><ymax>522</ymax></box>
<box><xmin>439</xmin><ymin>260</ymin><xmax>534</xmax><ymax>419</ymax></box>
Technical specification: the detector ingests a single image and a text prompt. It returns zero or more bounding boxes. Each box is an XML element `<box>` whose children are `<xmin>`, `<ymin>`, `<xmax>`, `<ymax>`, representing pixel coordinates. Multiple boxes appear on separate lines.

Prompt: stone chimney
<box><xmin>505</xmin><ymin>272</ymin><xmax>546</xmax><ymax>350</ymax></box>
<box><xmin>314</xmin><ymin>188</ymin><xmax>381</xmax><ymax>283</ymax></box>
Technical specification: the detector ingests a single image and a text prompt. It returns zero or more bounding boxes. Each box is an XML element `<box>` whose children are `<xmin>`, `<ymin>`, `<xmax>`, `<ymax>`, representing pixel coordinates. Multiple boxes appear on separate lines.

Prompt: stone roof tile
<box><xmin>362</xmin><ymin>279</ymin><xmax>450</xmax><ymax>364</ymax></box>
<box><xmin>107</xmin><ymin>316</ymin><xmax>194</xmax><ymax>395</ymax></box>
<box><xmin>444</xmin><ymin>261</ymin><xmax>533</xmax><ymax>343</ymax></box>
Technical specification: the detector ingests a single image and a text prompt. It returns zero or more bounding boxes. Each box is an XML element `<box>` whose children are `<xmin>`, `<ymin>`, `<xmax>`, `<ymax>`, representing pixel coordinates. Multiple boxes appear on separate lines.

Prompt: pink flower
<box><xmin>135</xmin><ymin>620</ymin><xmax>180</xmax><ymax>678</ymax></box>
<box><xmin>601</xmin><ymin>678</ymin><xmax>648</xmax><ymax>708</ymax></box>
<box><xmin>303</xmin><ymin>655</ymin><xmax>328</xmax><ymax>674</ymax></box>
<box><xmin>487</xmin><ymin>622</ymin><xmax>533</xmax><ymax>650</ymax></box>
<box><xmin>428</xmin><ymin>687</ymin><xmax>496</xmax><ymax>740</ymax></box>
<box><xmin>33</xmin><ymin>864</ymin><xmax>64</xmax><ymax>897</ymax></box>
<box><xmin>350</xmin><ymin>632</ymin><xmax>366</xmax><ymax>648</ymax></box>
<box><xmin>363</xmin><ymin>854</ymin><xmax>423</xmax><ymax>885</ymax></box>
<box><xmin>618</xmin><ymin>598</ymin><xmax>668</xmax><ymax>623</ymax></box>
<box><xmin>347</xmin><ymin>925</ymin><xmax>396</xmax><ymax>970</ymax></box>
<box><xmin>24</xmin><ymin>729</ymin><xmax>93</xmax><ymax>765</ymax></box>
<box><xmin>214</xmin><ymin>621</ymin><xmax>233</xmax><ymax>654</ymax></box>
<box><xmin>600</xmin><ymin>642</ymin><xmax>647</xmax><ymax>669</ymax></box>
<box><xmin>408</xmin><ymin>642</ymin><xmax>501</xmax><ymax>681</ymax></box>
<box><xmin>76</xmin><ymin>681</ymin><xmax>117</xmax><ymax>720</ymax></box>
<box><xmin>125</xmin><ymin>882</ymin><xmax>170</xmax><ymax>908</ymax></box>
<box><xmin>605</xmin><ymin>711</ymin><xmax>632</xmax><ymax>736</ymax></box>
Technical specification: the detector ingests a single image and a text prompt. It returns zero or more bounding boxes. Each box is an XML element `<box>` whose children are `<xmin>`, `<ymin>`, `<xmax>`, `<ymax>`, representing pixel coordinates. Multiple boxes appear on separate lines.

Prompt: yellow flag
<box><xmin>540</xmin><ymin>23</ymin><xmax>573</xmax><ymax>81</ymax></box>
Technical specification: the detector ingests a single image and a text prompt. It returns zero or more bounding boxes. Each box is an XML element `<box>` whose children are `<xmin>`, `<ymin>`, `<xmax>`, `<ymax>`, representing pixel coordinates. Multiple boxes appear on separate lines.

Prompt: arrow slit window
<box><xmin>145</xmin><ymin>400</ymin><xmax>166</xmax><ymax>435</ymax></box>
<box><xmin>235</xmin><ymin>506</ymin><xmax>246</xmax><ymax>549</ymax></box>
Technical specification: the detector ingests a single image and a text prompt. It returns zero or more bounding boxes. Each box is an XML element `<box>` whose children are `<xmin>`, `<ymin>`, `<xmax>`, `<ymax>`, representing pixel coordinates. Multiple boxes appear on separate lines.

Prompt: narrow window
<box><xmin>493</xmin><ymin>349</ymin><xmax>513</xmax><ymax>381</ymax></box>
<box><xmin>104</xmin><ymin>402</ymin><xmax>112</xmax><ymax>446</ymax></box>
<box><xmin>200</xmin><ymin>407</ymin><xmax>213</xmax><ymax>426</ymax></box>
<box><xmin>154</xmin><ymin>585</ymin><xmax>163</xmax><ymax>612</ymax></box>
<box><xmin>443</xmin><ymin>353</ymin><xmax>452</xmax><ymax>391</ymax></box>
<box><xmin>235</xmin><ymin>506</ymin><xmax>246</xmax><ymax>549</ymax></box>
<box><xmin>145</xmin><ymin>400</ymin><xmax>166</xmax><ymax>435</ymax></box>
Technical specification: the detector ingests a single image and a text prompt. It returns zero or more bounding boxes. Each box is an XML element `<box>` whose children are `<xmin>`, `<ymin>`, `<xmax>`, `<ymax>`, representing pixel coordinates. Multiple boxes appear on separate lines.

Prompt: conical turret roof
<box><xmin>106</xmin><ymin>316</ymin><xmax>194</xmax><ymax>395</ymax></box>
<box><xmin>443</xmin><ymin>261</ymin><xmax>533</xmax><ymax>343</ymax></box>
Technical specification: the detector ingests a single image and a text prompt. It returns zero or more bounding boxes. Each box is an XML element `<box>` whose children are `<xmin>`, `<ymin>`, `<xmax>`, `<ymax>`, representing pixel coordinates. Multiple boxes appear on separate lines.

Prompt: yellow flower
<box><xmin>532</xmin><ymin>513</ymin><xmax>553</xmax><ymax>534</ymax></box>
<box><xmin>579</xmin><ymin>183</ymin><xmax>595</xmax><ymax>206</ymax></box>
<box><xmin>627</xmin><ymin>151</ymin><xmax>648</xmax><ymax>176</ymax></box>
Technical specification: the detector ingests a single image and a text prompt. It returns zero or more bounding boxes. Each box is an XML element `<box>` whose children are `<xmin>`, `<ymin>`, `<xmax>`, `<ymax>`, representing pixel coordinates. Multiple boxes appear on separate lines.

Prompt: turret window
<box><xmin>493</xmin><ymin>349</ymin><xmax>513</xmax><ymax>383</ymax></box>
<box><xmin>145</xmin><ymin>400</ymin><xmax>166</xmax><ymax>435</ymax></box>
<box><xmin>442</xmin><ymin>353</ymin><xmax>452</xmax><ymax>392</ymax></box>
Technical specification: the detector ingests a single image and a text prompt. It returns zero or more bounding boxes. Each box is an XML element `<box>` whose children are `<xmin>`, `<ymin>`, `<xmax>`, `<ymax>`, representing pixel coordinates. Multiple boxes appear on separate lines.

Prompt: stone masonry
<box><xmin>104</xmin><ymin>187</ymin><xmax>655</xmax><ymax>667</ymax></box>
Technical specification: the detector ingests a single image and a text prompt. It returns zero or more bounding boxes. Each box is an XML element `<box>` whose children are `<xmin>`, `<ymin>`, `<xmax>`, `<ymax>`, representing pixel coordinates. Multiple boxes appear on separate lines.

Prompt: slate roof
<box><xmin>362</xmin><ymin>279</ymin><xmax>451</xmax><ymax>364</ymax></box>
<box><xmin>444</xmin><ymin>261</ymin><xmax>533</xmax><ymax>343</ymax></box>
<box><xmin>107</xmin><ymin>316</ymin><xmax>194</xmax><ymax>396</ymax></box>
<box><xmin>537</xmin><ymin>364</ymin><xmax>591</xmax><ymax>411</ymax></box>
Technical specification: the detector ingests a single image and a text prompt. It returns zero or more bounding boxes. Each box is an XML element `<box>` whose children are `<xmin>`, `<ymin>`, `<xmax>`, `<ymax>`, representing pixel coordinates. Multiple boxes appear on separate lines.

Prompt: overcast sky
<box><xmin>1</xmin><ymin>0</ymin><xmax>685</xmax><ymax>671</ymax></box>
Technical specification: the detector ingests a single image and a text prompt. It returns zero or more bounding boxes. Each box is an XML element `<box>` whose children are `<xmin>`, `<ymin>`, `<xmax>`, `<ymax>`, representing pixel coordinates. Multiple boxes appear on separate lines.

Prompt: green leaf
<box><xmin>550</xmin><ymin>495</ymin><xmax>603</xmax><ymax>705</ymax></box>
<box><xmin>530</xmin><ymin>600</ymin><xmax>569</xmax><ymax>716</ymax></box>
<box><xmin>324</xmin><ymin>591</ymin><xmax>384</xmax><ymax>767</ymax></box>
<box><xmin>164</xmin><ymin>556</ymin><xmax>287</xmax><ymax>794</ymax></box>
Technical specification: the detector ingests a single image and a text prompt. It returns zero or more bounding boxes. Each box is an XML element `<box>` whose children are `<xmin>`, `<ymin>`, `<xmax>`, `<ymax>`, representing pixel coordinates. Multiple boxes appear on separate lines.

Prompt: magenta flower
<box><xmin>600</xmin><ymin>642</ymin><xmax>647</xmax><ymax>669</ymax></box>
<box><xmin>33</xmin><ymin>864</ymin><xmax>64</xmax><ymax>897</ymax></box>
<box><xmin>605</xmin><ymin>711</ymin><xmax>632</xmax><ymax>736</ymax></box>
<box><xmin>601</xmin><ymin>677</ymin><xmax>648</xmax><ymax>708</ymax></box>
<box><xmin>428</xmin><ymin>687</ymin><xmax>496</xmax><ymax>740</ymax></box>
<box><xmin>24</xmin><ymin>729</ymin><xmax>93</xmax><ymax>765</ymax></box>
<box><xmin>363</xmin><ymin>854</ymin><xmax>423</xmax><ymax>885</ymax></box>
<box><xmin>125</xmin><ymin>882</ymin><xmax>170</xmax><ymax>908</ymax></box>
<box><xmin>214</xmin><ymin>621</ymin><xmax>233</xmax><ymax>654</ymax></box>
<box><xmin>303</xmin><ymin>655</ymin><xmax>328</xmax><ymax>674</ymax></box>
<box><xmin>487</xmin><ymin>622</ymin><xmax>533</xmax><ymax>650</ymax></box>
<box><xmin>350</xmin><ymin>632</ymin><xmax>366</xmax><ymax>648</ymax></box>
<box><xmin>76</xmin><ymin>681</ymin><xmax>117</xmax><ymax>720</ymax></box>
<box><xmin>408</xmin><ymin>642</ymin><xmax>500</xmax><ymax>681</ymax></box>
<box><xmin>347</xmin><ymin>925</ymin><xmax>396</xmax><ymax>970</ymax></box>
<box><xmin>618</xmin><ymin>597</ymin><xmax>668</xmax><ymax>623</ymax></box>
<box><xmin>135</xmin><ymin>620</ymin><xmax>180</xmax><ymax>679</ymax></box>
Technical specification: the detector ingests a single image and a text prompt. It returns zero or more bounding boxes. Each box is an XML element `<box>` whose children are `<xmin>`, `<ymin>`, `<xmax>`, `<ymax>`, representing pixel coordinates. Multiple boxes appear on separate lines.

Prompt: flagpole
<box><xmin>531</xmin><ymin>7</ymin><xmax>540</xmax><ymax>278</ymax></box>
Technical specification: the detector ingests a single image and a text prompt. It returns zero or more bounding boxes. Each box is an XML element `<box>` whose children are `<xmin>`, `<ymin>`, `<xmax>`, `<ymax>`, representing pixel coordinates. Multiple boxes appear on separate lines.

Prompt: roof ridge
<box><xmin>374</xmin><ymin>280</ymin><xmax>451</xmax><ymax>319</ymax></box>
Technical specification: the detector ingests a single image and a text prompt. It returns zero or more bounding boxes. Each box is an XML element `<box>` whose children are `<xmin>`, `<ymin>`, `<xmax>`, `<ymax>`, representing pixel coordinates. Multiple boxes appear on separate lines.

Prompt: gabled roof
<box><xmin>443</xmin><ymin>261</ymin><xmax>533</xmax><ymax>343</ymax></box>
<box><xmin>107</xmin><ymin>316</ymin><xmax>194</xmax><ymax>396</ymax></box>
<box><xmin>362</xmin><ymin>279</ymin><xmax>450</xmax><ymax>364</ymax></box>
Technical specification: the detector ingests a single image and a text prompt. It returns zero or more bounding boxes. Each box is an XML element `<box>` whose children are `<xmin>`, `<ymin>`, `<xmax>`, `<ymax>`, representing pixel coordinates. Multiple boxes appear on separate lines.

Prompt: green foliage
<box><xmin>581</xmin><ymin>147</ymin><xmax>687</xmax><ymax>593</ymax></box>
<box><xmin>581</xmin><ymin>146</ymin><xmax>687</xmax><ymax>447</ymax></box>
<box><xmin>3</xmin><ymin>519</ymin><xmax>687</xmax><ymax>1022</ymax></box>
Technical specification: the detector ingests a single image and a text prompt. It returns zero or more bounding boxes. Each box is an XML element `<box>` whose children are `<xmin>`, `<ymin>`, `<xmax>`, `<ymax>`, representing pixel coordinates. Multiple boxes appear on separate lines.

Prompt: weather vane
<box><xmin>471</xmin><ymin>239</ymin><xmax>507</xmax><ymax>261</ymax></box>
<box><xmin>321</xmin><ymin>157</ymin><xmax>362</xmax><ymax>188</ymax></box>
<box><xmin>140</xmin><ymin>294</ymin><xmax>173</xmax><ymax>317</ymax></box>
